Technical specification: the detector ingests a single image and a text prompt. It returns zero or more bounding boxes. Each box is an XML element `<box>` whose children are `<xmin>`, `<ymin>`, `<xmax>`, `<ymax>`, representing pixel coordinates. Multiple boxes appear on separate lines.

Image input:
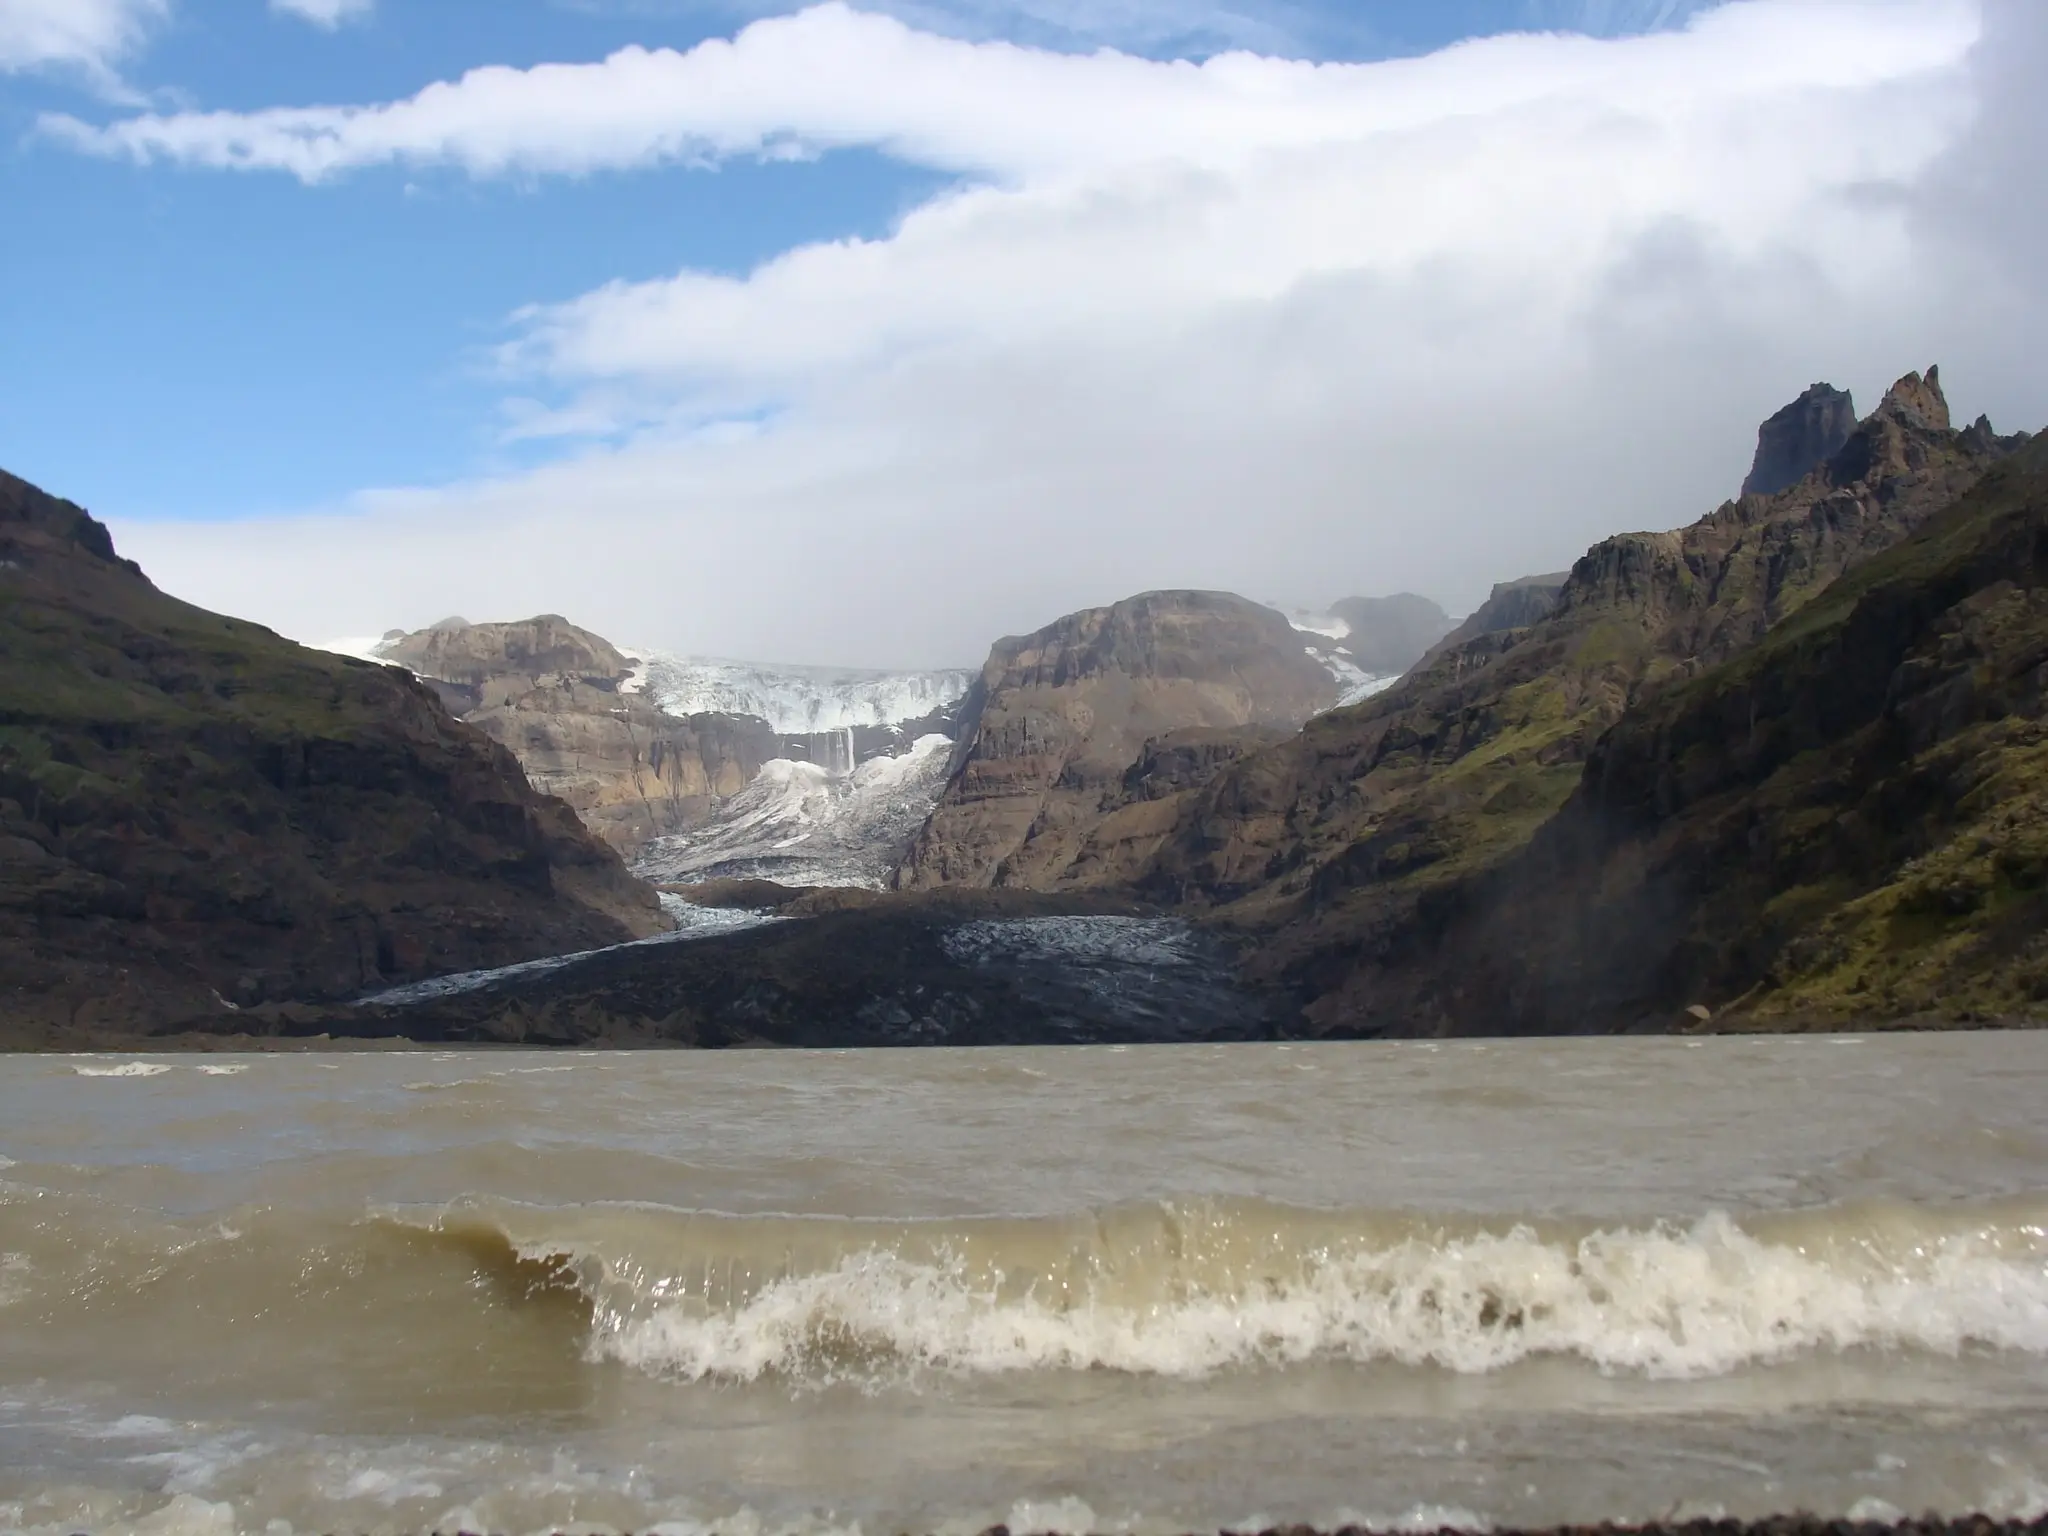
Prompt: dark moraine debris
<box><xmin>209</xmin><ymin>890</ymin><xmax>1284</xmax><ymax>1048</ymax></box>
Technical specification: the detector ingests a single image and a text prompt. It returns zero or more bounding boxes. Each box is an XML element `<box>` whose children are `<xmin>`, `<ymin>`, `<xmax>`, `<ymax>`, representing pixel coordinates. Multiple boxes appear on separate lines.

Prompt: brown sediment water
<box><xmin>0</xmin><ymin>1035</ymin><xmax>2045</xmax><ymax>1535</ymax></box>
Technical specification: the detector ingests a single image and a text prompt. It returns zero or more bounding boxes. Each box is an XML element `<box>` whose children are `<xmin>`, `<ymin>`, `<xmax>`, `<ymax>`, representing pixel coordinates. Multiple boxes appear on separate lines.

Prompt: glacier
<box><xmin>1284</xmin><ymin>611</ymin><xmax>1398</xmax><ymax>711</ymax></box>
<box><xmin>634</xmin><ymin>733</ymin><xmax>955</xmax><ymax>889</ymax></box>
<box><xmin>624</xmin><ymin>653</ymin><xmax>975</xmax><ymax>734</ymax></box>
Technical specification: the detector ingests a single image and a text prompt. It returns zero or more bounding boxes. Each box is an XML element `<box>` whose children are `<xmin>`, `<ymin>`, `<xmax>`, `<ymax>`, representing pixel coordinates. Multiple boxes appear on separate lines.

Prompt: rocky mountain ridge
<box><xmin>1127</xmin><ymin>368</ymin><xmax>2037</xmax><ymax>1033</ymax></box>
<box><xmin>0</xmin><ymin>469</ymin><xmax>665</xmax><ymax>1045</ymax></box>
<box><xmin>1335</xmin><ymin>430</ymin><xmax>2048</xmax><ymax>1033</ymax></box>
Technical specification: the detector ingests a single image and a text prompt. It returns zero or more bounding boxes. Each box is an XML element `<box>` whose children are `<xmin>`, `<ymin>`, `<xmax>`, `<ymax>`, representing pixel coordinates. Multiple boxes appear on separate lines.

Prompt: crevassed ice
<box><xmin>629</xmin><ymin>654</ymin><xmax>974</xmax><ymax>734</ymax></box>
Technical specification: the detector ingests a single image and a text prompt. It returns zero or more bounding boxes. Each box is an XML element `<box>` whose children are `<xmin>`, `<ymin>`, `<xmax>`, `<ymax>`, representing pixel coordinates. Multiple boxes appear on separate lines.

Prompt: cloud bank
<box><xmin>0</xmin><ymin>0</ymin><xmax>164</xmax><ymax>87</ymax></box>
<box><xmin>81</xmin><ymin>0</ymin><xmax>2048</xmax><ymax>669</ymax></box>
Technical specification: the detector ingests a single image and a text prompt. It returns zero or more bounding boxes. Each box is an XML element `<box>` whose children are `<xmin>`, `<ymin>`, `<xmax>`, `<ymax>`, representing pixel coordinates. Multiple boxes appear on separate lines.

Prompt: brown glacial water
<box><xmin>1</xmin><ymin>1036</ymin><xmax>2045</xmax><ymax>1536</ymax></box>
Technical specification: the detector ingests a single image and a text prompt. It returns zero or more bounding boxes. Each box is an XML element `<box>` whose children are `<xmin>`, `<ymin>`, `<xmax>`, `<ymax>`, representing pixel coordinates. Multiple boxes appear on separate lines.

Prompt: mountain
<box><xmin>0</xmin><ymin>471</ymin><xmax>665</xmax><ymax>1043</ymax></box>
<box><xmin>357</xmin><ymin>620</ymin><xmax>975</xmax><ymax>871</ymax></box>
<box><xmin>1423</xmin><ymin>572</ymin><xmax>1572</xmax><ymax>662</ymax></box>
<box><xmin>359</xmin><ymin>616</ymin><xmax>783</xmax><ymax>857</ymax></box>
<box><xmin>895</xmin><ymin>590</ymin><xmax>1339</xmax><ymax>891</ymax></box>
<box><xmin>1326</xmin><ymin>593</ymin><xmax>1456</xmax><ymax>676</ymax></box>
<box><xmin>1741</xmin><ymin>382</ymin><xmax>1859</xmax><ymax>498</ymax></box>
<box><xmin>1132</xmin><ymin>369</ymin><xmax>2034</xmax><ymax>1031</ymax></box>
<box><xmin>1338</xmin><ymin>430</ymin><xmax>2048</xmax><ymax>1033</ymax></box>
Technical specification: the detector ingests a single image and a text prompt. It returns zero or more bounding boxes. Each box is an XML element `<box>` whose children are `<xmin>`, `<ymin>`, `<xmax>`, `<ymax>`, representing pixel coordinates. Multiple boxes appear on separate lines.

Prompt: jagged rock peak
<box><xmin>1876</xmin><ymin>365</ymin><xmax>1951</xmax><ymax>432</ymax></box>
<box><xmin>1741</xmin><ymin>382</ymin><xmax>1857</xmax><ymax>498</ymax></box>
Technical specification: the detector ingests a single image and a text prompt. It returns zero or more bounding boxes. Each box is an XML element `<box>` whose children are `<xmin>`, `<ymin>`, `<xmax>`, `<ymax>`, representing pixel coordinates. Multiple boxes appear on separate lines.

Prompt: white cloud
<box><xmin>270</xmin><ymin>0</ymin><xmax>374</xmax><ymax>27</ymax></box>
<box><xmin>44</xmin><ymin>0</ymin><xmax>1968</xmax><ymax>182</ymax></box>
<box><xmin>95</xmin><ymin>0</ymin><xmax>2048</xmax><ymax>669</ymax></box>
<box><xmin>0</xmin><ymin>0</ymin><xmax>164</xmax><ymax>89</ymax></box>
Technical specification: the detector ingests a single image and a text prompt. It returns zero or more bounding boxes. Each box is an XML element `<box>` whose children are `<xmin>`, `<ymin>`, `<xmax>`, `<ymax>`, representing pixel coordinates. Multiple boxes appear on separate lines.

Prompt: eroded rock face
<box><xmin>372</xmin><ymin>616</ymin><xmax>785</xmax><ymax>857</ymax></box>
<box><xmin>1741</xmin><ymin>382</ymin><xmax>1858</xmax><ymax>498</ymax></box>
<box><xmin>895</xmin><ymin>591</ymin><xmax>1337</xmax><ymax>891</ymax></box>
<box><xmin>1135</xmin><ymin>368</ymin><xmax>2035</xmax><ymax>1033</ymax></box>
<box><xmin>0</xmin><ymin>470</ymin><xmax>666</xmax><ymax>1043</ymax></box>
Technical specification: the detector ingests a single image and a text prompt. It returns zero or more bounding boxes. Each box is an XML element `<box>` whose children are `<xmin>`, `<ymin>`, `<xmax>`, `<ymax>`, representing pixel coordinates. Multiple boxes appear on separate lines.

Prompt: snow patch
<box><xmin>311</xmin><ymin>635</ymin><xmax>397</xmax><ymax>665</ymax></box>
<box><xmin>1283</xmin><ymin>608</ymin><xmax>1352</xmax><ymax>642</ymax></box>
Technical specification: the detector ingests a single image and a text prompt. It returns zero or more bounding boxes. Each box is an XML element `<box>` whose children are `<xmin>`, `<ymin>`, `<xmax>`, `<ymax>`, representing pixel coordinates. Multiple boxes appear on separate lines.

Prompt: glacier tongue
<box><xmin>634</xmin><ymin>733</ymin><xmax>956</xmax><ymax>889</ymax></box>
<box><xmin>626</xmin><ymin>653</ymin><xmax>974</xmax><ymax>734</ymax></box>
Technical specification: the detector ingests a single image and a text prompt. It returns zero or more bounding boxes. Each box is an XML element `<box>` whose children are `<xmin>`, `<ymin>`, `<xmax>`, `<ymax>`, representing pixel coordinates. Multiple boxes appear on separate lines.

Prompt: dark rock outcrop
<box><xmin>1326</xmin><ymin>593</ymin><xmax>1454</xmax><ymax>675</ymax></box>
<box><xmin>0</xmin><ymin>469</ymin><xmax>666</xmax><ymax>1044</ymax></box>
<box><xmin>894</xmin><ymin>591</ymin><xmax>1338</xmax><ymax>891</ymax></box>
<box><xmin>1133</xmin><ymin>368</ymin><xmax>2036</xmax><ymax>1034</ymax></box>
<box><xmin>1741</xmin><ymin>382</ymin><xmax>1858</xmax><ymax>498</ymax></box>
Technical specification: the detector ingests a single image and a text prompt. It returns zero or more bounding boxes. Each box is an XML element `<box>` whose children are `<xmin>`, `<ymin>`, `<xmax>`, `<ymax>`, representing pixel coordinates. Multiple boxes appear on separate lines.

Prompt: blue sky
<box><xmin>2</xmin><ymin>0</ymin><xmax>1707</xmax><ymax>524</ymax></box>
<box><xmin>2</xmin><ymin>0</ymin><xmax>2038</xmax><ymax>666</ymax></box>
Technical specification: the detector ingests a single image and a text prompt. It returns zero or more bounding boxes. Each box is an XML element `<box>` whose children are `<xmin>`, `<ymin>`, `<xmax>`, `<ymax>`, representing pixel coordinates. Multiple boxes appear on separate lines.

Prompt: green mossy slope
<box><xmin>0</xmin><ymin>469</ymin><xmax>664</xmax><ymax>1043</ymax></box>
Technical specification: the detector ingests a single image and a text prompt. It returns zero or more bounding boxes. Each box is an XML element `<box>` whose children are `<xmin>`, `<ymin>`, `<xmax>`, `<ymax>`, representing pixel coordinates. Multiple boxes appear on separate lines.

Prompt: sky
<box><xmin>3</xmin><ymin>0</ymin><xmax>2043</xmax><ymax>668</ymax></box>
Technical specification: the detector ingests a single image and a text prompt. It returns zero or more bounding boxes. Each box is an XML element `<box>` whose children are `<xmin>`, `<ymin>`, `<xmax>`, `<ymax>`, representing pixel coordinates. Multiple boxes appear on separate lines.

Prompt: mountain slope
<box><xmin>367</xmin><ymin>615</ymin><xmax>781</xmax><ymax>857</ymax></box>
<box><xmin>1135</xmin><ymin>370</ymin><xmax>2032</xmax><ymax>1026</ymax></box>
<box><xmin>1380</xmin><ymin>433</ymin><xmax>2048</xmax><ymax>1034</ymax></box>
<box><xmin>0</xmin><ymin>471</ymin><xmax>664</xmax><ymax>1041</ymax></box>
<box><xmin>896</xmin><ymin>590</ymin><xmax>1338</xmax><ymax>891</ymax></box>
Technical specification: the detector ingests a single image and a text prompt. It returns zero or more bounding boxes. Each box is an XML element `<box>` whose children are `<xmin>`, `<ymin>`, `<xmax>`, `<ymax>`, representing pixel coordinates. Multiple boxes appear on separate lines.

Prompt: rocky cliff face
<box><xmin>0</xmin><ymin>470</ymin><xmax>665</xmax><ymax>1043</ymax></box>
<box><xmin>1422</xmin><ymin>573</ymin><xmax>1571</xmax><ymax>663</ymax></box>
<box><xmin>1741</xmin><ymin>382</ymin><xmax>1858</xmax><ymax>498</ymax></box>
<box><xmin>895</xmin><ymin>591</ymin><xmax>1338</xmax><ymax>891</ymax></box>
<box><xmin>369</xmin><ymin>616</ymin><xmax>783</xmax><ymax>857</ymax></box>
<box><xmin>1135</xmin><ymin>370</ymin><xmax>2033</xmax><ymax>1030</ymax></box>
<box><xmin>1352</xmin><ymin>431</ymin><xmax>2048</xmax><ymax>1034</ymax></box>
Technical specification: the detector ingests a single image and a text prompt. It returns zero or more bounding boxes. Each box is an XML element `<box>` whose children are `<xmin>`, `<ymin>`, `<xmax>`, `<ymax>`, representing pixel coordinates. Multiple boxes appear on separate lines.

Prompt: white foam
<box><xmin>71</xmin><ymin>1062</ymin><xmax>172</xmax><ymax>1078</ymax></box>
<box><xmin>195</xmin><ymin>1063</ymin><xmax>248</xmax><ymax>1076</ymax></box>
<box><xmin>577</xmin><ymin>1209</ymin><xmax>2048</xmax><ymax>1385</ymax></box>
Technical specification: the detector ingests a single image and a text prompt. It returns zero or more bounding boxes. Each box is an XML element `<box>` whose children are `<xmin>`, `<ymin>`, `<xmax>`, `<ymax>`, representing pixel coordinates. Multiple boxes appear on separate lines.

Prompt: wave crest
<box><xmin>387</xmin><ymin>1196</ymin><xmax>2048</xmax><ymax>1385</ymax></box>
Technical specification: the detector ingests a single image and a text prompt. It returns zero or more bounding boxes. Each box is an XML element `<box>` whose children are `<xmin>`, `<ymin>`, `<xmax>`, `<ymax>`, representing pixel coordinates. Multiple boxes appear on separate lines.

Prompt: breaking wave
<box><xmin>382</xmin><ymin>1194</ymin><xmax>2048</xmax><ymax>1385</ymax></box>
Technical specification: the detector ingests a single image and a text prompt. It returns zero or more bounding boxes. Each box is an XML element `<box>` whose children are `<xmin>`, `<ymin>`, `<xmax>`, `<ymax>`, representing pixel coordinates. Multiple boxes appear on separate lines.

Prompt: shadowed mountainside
<box><xmin>0</xmin><ymin>471</ymin><xmax>665</xmax><ymax>1044</ymax></box>
<box><xmin>1374</xmin><ymin>432</ymin><xmax>2048</xmax><ymax>1034</ymax></box>
<box><xmin>1131</xmin><ymin>369</ymin><xmax>2036</xmax><ymax>1032</ymax></box>
<box><xmin>1326</xmin><ymin>592</ymin><xmax>1454</xmax><ymax>675</ymax></box>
